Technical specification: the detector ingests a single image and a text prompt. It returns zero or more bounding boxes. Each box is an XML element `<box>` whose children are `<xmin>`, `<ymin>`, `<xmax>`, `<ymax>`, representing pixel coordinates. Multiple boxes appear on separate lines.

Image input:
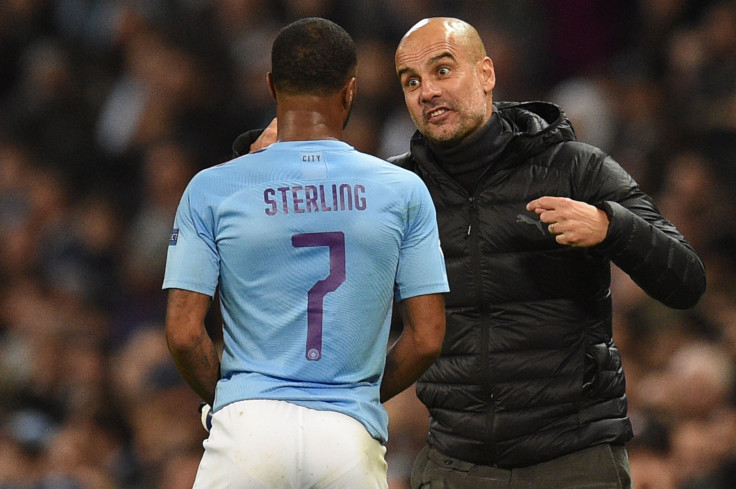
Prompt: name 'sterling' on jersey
<box><xmin>264</xmin><ymin>183</ymin><xmax>367</xmax><ymax>215</ymax></box>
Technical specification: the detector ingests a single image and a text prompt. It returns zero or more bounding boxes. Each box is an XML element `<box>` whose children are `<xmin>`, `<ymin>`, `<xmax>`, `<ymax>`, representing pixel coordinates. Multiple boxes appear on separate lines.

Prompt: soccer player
<box><xmin>162</xmin><ymin>17</ymin><xmax>448</xmax><ymax>489</ymax></box>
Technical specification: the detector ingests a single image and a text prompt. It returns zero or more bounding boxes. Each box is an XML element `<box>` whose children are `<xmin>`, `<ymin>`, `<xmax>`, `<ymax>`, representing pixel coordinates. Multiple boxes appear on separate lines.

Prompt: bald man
<box><xmin>233</xmin><ymin>16</ymin><xmax>705</xmax><ymax>489</ymax></box>
<box><xmin>389</xmin><ymin>17</ymin><xmax>704</xmax><ymax>489</ymax></box>
<box><xmin>395</xmin><ymin>18</ymin><xmax>495</xmax><ymax>148</ymax></box>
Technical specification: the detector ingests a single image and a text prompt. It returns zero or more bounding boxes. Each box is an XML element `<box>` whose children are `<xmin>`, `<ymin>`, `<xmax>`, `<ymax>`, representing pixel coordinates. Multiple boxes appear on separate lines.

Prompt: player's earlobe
<box><xmin>267</xmin><ymin>72</ymin><xmax>277</xmax><ymax>100</ymax></box>
<box><xmin>343</xmin><ymin>77</ymin><xmax>357</xmax><ymax>110</ymax></box>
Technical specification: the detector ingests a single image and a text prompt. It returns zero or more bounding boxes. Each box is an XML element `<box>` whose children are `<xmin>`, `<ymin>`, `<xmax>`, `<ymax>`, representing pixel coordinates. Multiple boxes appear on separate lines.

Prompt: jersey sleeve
<box><xmin>162</xmin><ymin>182</ymin><xmax>220</xmax><ymax>297</ymax></box>
<box><xmin>394</xmin><ymin>177</ymin><xmax>449</xmax><ymax>301</ymax></box>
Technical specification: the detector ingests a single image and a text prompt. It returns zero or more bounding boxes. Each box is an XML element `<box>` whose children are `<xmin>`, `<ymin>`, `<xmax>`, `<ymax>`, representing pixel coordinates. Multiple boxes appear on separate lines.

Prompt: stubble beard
<box><xmin>423</xmin><ymin>104</ymin><xmax>487</xmax><ymax>148</ymax></box>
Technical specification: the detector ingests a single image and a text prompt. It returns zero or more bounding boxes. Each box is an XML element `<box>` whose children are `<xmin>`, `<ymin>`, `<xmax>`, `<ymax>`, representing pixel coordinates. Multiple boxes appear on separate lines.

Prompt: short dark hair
<box><xmin>271</xmin><ymin>17</ymin><xmax>357</xmax><ymax>96</ymax></box>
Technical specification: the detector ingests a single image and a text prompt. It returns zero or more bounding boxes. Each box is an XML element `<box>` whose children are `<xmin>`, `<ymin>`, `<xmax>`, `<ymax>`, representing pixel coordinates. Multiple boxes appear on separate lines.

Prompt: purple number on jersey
<box><xmin>292</xmin><ymin>232</ymin><xmax>346</xmax><ymax>361</ymax></box>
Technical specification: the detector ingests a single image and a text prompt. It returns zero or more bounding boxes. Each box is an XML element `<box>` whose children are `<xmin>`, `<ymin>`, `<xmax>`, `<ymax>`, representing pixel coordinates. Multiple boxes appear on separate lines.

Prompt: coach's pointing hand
<box><xmin>250</xmin><ymin>117</ymin><xmax>278</xmax><ymax>152</ymax></box>
<box><xmin>527</xmin><ymin>196</ymin><xmax>609</xmax><ymax>247</ymax></box>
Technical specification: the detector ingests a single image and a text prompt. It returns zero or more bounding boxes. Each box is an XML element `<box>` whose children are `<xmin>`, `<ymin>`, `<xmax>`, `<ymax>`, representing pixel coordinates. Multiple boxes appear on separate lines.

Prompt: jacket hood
<box><xmin>399</xmin><ymin>101</ymin><xmax>577</xmax><ymax>178</ymax></box>
<box><xmin>491</xmin><ymin>101</ymin><xmax>577</xmax><ymax>161</ymax></box>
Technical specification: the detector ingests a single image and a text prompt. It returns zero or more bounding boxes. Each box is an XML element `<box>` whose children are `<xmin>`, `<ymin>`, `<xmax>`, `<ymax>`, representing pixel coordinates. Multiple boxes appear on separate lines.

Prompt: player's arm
<box><xmin>380</xmin><ymin>293</ymin><xmax>445</xmax><ymax>403</ymax></box>
<box><xmin>165</xmin><ymin>288</ymin><xmax>220</xmax><ymax>405</ymax></box>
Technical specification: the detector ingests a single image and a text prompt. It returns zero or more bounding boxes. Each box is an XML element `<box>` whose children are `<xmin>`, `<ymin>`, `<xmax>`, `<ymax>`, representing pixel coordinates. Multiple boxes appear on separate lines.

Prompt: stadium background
<box><xmin>1</xmin><ymin>1</ymin><xmax>735</xmax><ymax>488</ymax></box>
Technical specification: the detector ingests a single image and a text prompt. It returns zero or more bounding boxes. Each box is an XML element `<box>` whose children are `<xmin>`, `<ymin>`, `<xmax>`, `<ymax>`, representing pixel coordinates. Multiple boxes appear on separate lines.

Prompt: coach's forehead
<box><xmin>395</xmin><ymin>18</ymin><xmax>484</xmax><ymax>68</ymax></box>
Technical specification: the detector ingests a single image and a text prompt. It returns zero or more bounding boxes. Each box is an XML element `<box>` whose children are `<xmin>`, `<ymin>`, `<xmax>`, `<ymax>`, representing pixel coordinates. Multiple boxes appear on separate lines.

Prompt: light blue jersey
<box><xmin>163</xmin><ymin>140</ymin><xmax>448</xmax><ymax>442</ymax></box>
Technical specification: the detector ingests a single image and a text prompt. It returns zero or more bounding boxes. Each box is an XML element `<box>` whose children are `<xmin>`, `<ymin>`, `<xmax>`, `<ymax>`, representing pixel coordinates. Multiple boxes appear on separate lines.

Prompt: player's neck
<box><xmin>276</xmin><ymin>96</ymin><xmax>345</xmax><ymax>142</ymax></box>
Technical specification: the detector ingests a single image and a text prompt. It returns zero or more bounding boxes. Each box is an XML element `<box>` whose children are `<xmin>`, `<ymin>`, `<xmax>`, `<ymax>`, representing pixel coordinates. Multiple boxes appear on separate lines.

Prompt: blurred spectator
<box><xmin>112</xmin><ymin>138</ymin><xmax>197</xmax><ymax>344</ymax></box>
<box><xmin>547</xmin><ymin>76</ymin><xmax>616</xmax><ymax>152</ymax></box>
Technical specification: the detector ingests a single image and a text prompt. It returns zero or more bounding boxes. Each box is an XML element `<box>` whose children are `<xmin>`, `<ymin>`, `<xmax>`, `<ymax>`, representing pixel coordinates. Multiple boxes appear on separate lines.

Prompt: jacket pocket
<box><xmin>583</xmin><ymin>341</ymin><xmax>624</xmax><ymax>398</ymax></box>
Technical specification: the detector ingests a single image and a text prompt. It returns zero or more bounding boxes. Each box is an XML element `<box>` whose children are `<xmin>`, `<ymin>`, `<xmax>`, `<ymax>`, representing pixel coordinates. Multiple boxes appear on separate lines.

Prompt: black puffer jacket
<box><xmin>389</xmin><ymin>101</ymin><xmax>706</xmax><ymax>468</ymax></box>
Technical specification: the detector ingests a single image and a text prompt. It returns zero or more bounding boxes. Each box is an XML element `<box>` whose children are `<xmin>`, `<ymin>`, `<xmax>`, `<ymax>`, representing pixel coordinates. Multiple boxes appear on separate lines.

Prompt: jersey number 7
<box><xmin>292</xmin><ymin>232</ymin><xmax>346</xmax><ymax>361</ymax></box>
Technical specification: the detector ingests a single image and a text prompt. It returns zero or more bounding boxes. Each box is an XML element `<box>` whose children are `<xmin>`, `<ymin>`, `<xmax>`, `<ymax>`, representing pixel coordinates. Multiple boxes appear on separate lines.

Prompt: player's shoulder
<box><xmin>182</xmin><ymin>157</ymin><xmax>245</xmax><ymax>201</ymax></box>
<box><xmin>198</xmin><ymin>154</ymin><xmax>251</xmax><ymax>180</ymax></box>
<box><xmin>352</xmin><ymin>149</ymin><xmax>423</xmax><ymax>180</ymax></box>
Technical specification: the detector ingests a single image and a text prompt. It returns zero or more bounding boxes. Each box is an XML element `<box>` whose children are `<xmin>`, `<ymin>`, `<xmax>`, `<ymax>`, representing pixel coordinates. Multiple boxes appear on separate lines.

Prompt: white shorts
<box><xmin>192</xmin><ymin>399</ymin><xmax>388</xmax><ymax>489</ymax></box>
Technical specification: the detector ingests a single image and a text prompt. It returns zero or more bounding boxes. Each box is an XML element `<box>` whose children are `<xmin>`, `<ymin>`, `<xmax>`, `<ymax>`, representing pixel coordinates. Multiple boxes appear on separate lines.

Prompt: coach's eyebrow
<box><xmin>428</xmin><ymin>52</ymin><xmax>456</xmax><ymax>65</ymax></box>
<box><xmin>397</xmin><ymin>52</ymin><xmax>456</xmax><ymax>79</ymax></box>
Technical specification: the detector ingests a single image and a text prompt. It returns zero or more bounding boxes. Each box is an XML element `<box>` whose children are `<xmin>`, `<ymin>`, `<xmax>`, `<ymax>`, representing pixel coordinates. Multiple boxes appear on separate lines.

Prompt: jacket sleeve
<box><xmin>584</xmin><ymin>151</ymin><xmax>706</xmax><ymax>309</ymax></box>
<box><xmin>231</xmin><ymin>129</ymin><xmax>265</xmax><ymax>157</ymax></box>
<box><xmin>387</xmin><ymin>152</ymin><xmax>413</xmax><ymax>169</ymax></box>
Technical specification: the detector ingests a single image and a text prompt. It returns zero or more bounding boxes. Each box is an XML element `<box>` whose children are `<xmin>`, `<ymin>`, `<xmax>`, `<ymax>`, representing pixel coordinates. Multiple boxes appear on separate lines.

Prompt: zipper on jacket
<box><xmin>467</xmin><ymin>196</ymin><xmax>487</xmax><ymax>385</ymax></box>
<box><xmin>468</xmin><ymin>195</ymin><xmax>499</xmax><ymax>464</ymax></box>
<box><xmin>467</xmin><ymin>196</ymin><xmax>476</xmax><ymax>237</ymax></box>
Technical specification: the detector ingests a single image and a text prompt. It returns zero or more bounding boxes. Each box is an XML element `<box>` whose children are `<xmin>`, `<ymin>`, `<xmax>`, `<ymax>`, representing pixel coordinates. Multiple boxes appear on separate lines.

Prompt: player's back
<box><xmin>181</xmin><ymin>140</ymin><xmax>439</xmax><ymax>441</ymax></box>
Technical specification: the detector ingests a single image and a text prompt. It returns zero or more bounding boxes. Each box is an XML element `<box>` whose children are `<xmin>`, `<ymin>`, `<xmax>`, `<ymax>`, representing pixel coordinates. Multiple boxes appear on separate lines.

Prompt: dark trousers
<box><xmin>410</xmin><ymin>443</ymin><xmax>632</xmax><ymax>489</ymax></box>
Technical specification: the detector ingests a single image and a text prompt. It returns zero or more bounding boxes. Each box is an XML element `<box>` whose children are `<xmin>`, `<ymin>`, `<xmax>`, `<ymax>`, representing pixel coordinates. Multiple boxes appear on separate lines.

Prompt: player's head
<box><xmin>270</xmin><ymin>17</ymin><xmax>357</xmax><ymax>97</ymax></box>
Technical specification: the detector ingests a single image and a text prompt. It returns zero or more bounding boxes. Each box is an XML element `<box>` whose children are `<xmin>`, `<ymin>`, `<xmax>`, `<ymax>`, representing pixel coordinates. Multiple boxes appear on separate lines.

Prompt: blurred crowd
<box><xmin>0</xmin><ymin>0</ymin><xmax>735</xmax><ymax>488</ymax></box>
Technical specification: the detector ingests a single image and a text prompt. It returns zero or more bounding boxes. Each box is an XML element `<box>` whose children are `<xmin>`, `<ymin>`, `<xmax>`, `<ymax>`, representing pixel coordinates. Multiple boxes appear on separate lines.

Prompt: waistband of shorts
<box><xmin>427</xmin><ymin>443</ymin><xmax>624</xmax><ymax>473</ymax></box>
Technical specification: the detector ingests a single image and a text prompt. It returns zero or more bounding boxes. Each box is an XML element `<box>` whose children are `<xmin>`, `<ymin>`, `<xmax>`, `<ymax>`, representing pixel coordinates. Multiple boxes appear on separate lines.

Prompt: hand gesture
<box><xmin>526</xmin><ymin>196</ymin><xmax>609</xmax><ymax>247</ymax></box>
<box><xmin>250</xmin><ymin>118</ymin><xmax>278</xmax><ymax>152</ymax></box>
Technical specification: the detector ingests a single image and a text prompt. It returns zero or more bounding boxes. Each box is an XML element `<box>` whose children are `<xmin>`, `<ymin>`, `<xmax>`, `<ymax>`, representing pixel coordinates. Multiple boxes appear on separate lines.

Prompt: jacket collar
<box><xmin>409</xmin><ymin>101</ymin><xmax>576</xmax><ymax>175</ymax></box>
